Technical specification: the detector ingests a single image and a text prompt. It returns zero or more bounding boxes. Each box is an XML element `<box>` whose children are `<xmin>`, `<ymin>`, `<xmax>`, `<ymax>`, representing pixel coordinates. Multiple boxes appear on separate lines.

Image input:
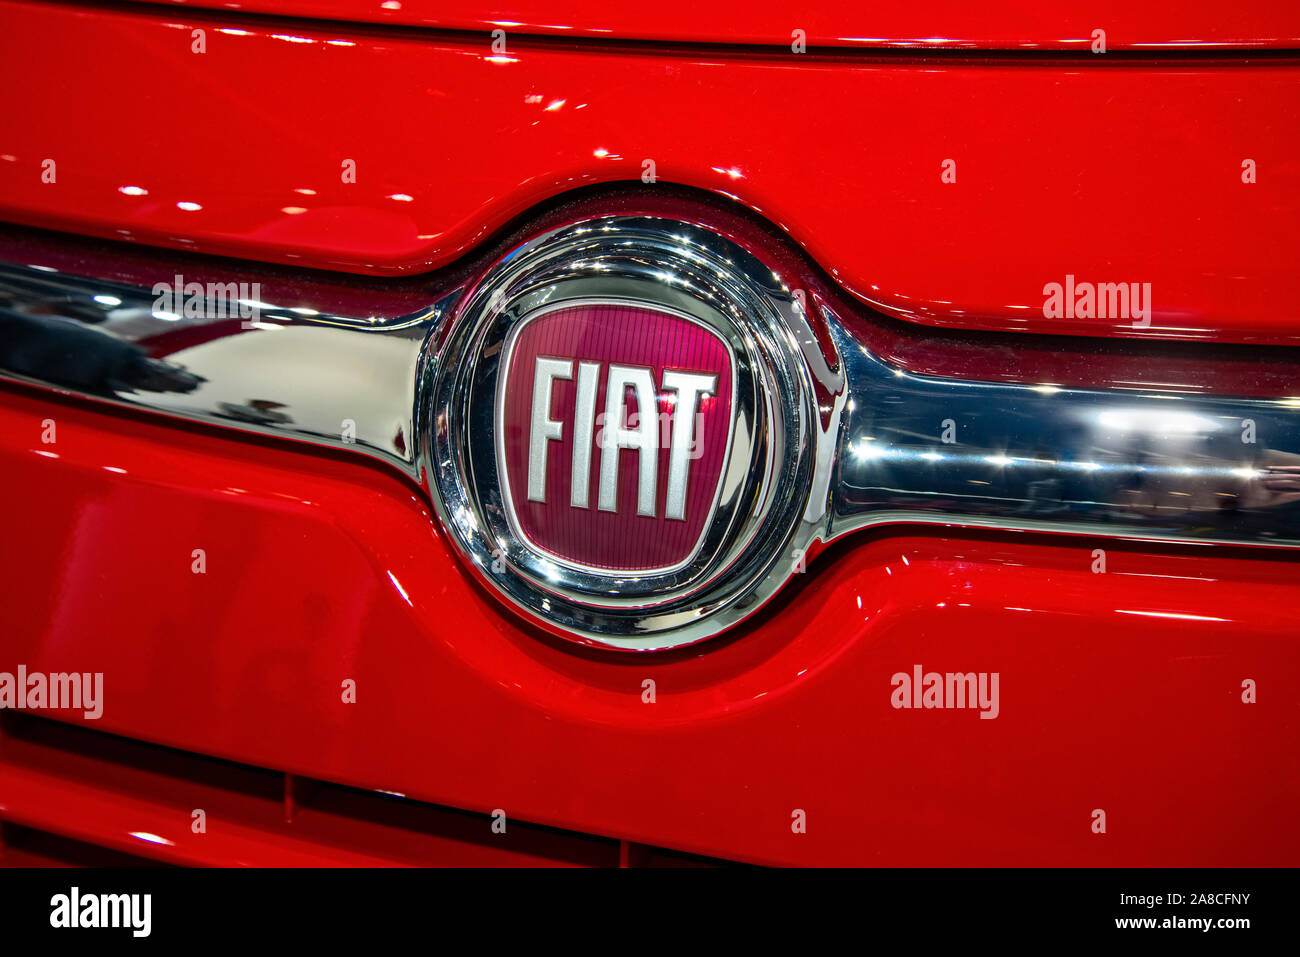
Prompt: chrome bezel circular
<box><xmin>426</xmin><ymin>216</ymin><xmax>834</xmax><ymax>651</ymax></box>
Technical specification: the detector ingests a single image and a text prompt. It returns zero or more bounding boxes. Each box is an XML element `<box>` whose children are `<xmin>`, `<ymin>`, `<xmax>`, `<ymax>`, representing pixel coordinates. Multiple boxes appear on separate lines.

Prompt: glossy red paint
<box><xmin>4</xmin><ymin>0</ymin><xmax>1299</xmax><ymax>869</ymax></box>
<box><xmin>129</xmin><ymin>0</ymin><xmax>1300</xmax><ymax>50</ymax></box>
<box><xmin>2</xmin><ymin>1</ymin><xmax>1300</xmax><ymax>343</ymax></box>
<box><xmin>1</xmin><ymin>383</ymin><xmax>1296</xmax><ymax>866</ymax></box>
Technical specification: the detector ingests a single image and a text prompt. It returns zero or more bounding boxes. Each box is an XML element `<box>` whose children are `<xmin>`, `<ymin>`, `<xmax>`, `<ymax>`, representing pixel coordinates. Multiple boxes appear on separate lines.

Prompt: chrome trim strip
<box><xmin>0</xmin><ymin>258</ymin><xmax>457</xmax><ymax>478</ymax></box>
<box><xmin>826</xmin><ymin>311</ymin><xmax>1300</xmax><ymax>550</ymax></box>
<box><xmin>4</xmin><ymin>220</ymin><xmax>1300</xmax><ymax>649</ymax></box>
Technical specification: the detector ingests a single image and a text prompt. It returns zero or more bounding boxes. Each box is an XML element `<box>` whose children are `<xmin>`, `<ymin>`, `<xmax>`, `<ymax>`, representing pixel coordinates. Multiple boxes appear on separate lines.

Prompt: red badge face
<box><xmin>497</xmin><ymin>300</ymin><xmax>735</xmax><ymax>573</ymax></box>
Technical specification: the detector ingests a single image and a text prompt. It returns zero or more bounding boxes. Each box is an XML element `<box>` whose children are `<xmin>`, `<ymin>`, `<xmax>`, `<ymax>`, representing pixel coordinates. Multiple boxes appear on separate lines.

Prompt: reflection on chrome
<box><xmin>828</xmin><ymin>314</ymin><xmax>1300</xmax><ymax>547</ymax></box>
<box><xmin>0</xmin><ymin>256</ymin><xmax>453</xmax><ymax>477</ymax></box>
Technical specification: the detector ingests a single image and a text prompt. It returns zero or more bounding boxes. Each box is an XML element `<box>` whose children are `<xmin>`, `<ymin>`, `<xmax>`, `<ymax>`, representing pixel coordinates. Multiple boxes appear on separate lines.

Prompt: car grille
<box><xmin>0</xmin><ymin>713</ymin><xmax>724</xmax><ymax>867</ymax></box>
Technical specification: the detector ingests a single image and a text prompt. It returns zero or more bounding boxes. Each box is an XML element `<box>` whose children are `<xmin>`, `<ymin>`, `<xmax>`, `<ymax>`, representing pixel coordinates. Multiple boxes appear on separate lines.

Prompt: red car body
<box><xmin>0</xmin><ymin>1</ymin><xmax>1297</xmax><ymax>866</ymax></box>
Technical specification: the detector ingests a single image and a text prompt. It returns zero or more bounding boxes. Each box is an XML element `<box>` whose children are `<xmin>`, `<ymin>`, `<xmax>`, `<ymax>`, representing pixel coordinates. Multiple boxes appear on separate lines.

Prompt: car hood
<box><xmin>126</xmin><ymin>0</ymin><xmax>1300</xmax><ymax>49</ymax></box>
<box><xmin>3</xmin><ymin>0</ymin><xmax>1299</xmax><ymax>344</ymax></box>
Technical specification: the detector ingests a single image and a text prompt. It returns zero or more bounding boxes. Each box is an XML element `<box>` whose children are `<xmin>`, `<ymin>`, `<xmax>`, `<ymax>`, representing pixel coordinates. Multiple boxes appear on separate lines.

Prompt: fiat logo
<box><xmin>427</xmin><ymin>215</ymin><xmax>838</xmax><ymax>650</ymax></box>
<box><xmin>497</xmin><ymin>301</ymin><xmax>735</xmax><ymax>573</ymax></box>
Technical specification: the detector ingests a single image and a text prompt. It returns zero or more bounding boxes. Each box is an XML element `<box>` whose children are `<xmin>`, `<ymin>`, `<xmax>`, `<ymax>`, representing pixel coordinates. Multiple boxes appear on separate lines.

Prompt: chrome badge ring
<box><xmin>425</xmin><ymin>216</ymin><xmax>843</xmax><ymax>651</ymax></box>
